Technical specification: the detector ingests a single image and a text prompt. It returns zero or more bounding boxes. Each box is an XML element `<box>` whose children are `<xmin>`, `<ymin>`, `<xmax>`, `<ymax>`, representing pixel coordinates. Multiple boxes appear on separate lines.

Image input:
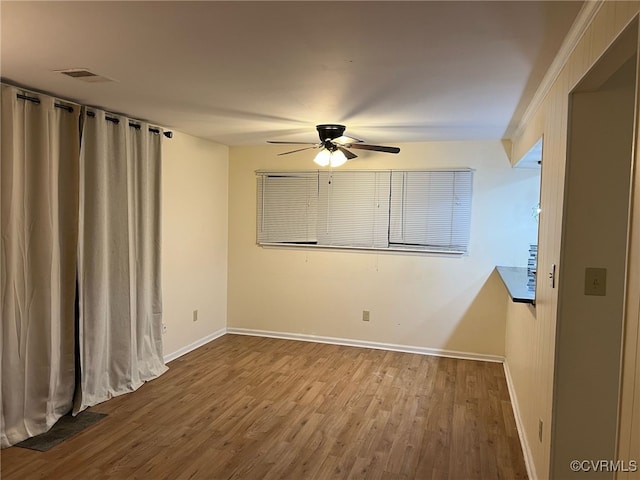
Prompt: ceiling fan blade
<box><xmin>337</xmin><ymin>146</ymin><xmax>357</xmax><ymax>160</ymax></box>
<box><xmin>267</xmin><ymin>141</ymin><xmax>318</xmax><ymax>145</ymax></box>
<box><xmin>277</xmin><ymin>146</ymin><xmax>318</xmax><ymax>156</ymax></box>
<box><xmin>348</xmin><ymin>143</ymin><xmax>400</xmax><ymax>154</ymax></box>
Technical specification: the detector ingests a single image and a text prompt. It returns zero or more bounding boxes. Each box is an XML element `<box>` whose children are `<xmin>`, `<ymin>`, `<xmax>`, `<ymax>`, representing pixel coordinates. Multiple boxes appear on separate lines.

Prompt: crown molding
<box><xmin>510</xmin><ymin>1</ymin><xmax>604</xmax><ymax>141</ymax></box>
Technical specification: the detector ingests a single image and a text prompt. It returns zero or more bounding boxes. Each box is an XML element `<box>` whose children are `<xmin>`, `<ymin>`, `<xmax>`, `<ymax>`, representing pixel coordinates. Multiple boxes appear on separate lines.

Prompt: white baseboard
<box><xmin>503</xmin><ymin>360</ymin><xmax>536</xmax><ymax>480</ymax></box>
<box><xmin>226</xmin><ymin>327</ymin><xmax>504</xmax><ymax>363</ymax></box>
<box><xmin>163</xmin><ymin>327</ymin><xmax>227</xmax><ymax>363</ymax></box>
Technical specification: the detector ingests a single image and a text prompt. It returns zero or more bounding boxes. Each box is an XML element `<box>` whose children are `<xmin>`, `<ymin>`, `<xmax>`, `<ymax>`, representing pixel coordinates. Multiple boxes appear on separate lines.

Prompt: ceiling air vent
<box><xmin>56</xmin><ymin>69</ymin><xmax>114</xmax><ymax>83</ymax></box>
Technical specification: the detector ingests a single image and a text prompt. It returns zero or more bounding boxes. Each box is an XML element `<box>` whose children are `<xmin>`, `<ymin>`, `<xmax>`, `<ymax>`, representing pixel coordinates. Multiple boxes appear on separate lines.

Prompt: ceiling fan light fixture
<box><xmin>314</xmin><ymin>148</ymin><xmax>348</xmax><ymax>168</ymax></box>
<box><xmin>314</xmin><ymin>148</ymin><xmax>332</xmax><ymax>167</ymax></box>
<box><xmin>329</xmin><ymin>149</ymin><xmax>347</xmax><ymax>167</ymax></box>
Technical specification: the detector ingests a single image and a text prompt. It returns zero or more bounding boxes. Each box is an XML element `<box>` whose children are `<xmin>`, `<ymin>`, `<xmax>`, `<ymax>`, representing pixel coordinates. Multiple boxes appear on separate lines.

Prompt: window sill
<box><xmin>259</xmin><ymin>242</ymin><xmax>466</xmax><ymax>256</ymax></box>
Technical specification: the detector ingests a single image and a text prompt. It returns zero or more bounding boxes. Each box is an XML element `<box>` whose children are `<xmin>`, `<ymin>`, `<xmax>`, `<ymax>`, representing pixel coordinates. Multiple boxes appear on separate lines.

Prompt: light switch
<box><xmin>584</xmin><ymin>268</ymin><xmax>606</xmax><ymax>296</ymax></box>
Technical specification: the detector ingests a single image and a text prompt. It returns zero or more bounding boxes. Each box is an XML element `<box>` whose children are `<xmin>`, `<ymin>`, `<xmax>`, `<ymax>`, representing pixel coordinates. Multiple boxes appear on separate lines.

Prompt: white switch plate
<box><xmin>585</xmin><ymin>268</ymin><xmax>606</xmax><ymax>296</ymax></box>
<box><xmin>193</xmin><ymin>309</ymin><xmax>198</xmax><ymax>322</ymax></box>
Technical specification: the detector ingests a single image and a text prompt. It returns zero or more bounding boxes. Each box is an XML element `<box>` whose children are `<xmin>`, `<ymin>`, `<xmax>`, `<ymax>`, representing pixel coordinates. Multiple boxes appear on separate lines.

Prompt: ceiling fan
<box><xmin>267</xmin><ymin>124</ymin><xmax>400</xmax><ymax>167</ymax></box>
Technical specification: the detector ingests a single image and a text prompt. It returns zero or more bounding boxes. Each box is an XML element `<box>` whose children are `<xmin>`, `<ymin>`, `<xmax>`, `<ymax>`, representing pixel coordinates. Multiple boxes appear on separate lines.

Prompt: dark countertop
<box><xmin>496</xmin><ymin>266</ymin><xmax>535</xmax><ymax>304</ymax></box>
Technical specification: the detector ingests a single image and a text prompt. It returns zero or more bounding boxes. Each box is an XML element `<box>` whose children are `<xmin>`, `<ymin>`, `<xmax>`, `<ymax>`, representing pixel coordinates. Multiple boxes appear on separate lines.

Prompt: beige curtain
<box><xmin>74</xmin><ymin>110</ymin><xmax>167</xmax><ymax>413</ymax></box>
<box><xmin>1</xmin><ymin>85</ymin><xmax>79</xmax><ymax>447</ymax></box>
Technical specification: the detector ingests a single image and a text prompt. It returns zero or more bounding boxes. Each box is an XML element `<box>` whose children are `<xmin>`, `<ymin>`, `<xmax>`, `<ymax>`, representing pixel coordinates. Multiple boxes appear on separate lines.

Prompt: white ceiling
<box><xmin>1</xmin><ymin>1</ymin><xmax>582</xmax><ymax>146</ymax></box>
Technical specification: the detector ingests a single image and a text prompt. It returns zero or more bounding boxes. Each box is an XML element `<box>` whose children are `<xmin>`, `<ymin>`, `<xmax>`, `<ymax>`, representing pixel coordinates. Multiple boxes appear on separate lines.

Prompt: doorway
<box><xmin>551</xmin><ymin>20</ymin><xmax>638</xmax><ymax>479</ymax></box>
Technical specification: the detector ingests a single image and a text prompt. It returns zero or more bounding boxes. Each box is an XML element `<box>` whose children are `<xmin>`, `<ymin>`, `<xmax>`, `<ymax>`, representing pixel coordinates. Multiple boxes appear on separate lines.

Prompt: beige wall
<box><xmin>508</xmin><ymin>3</ymin><xmax>640</xmax><ymax>478</ymax></box>
<box><xmin>161</xmin><ymin>131</ymin><xmax>229</xmax><ymax>358</ymax></box>
<box><xmin>228</xmin><ymin>141</ymin><xmax>539</xmax><ymax>357</ymax></box>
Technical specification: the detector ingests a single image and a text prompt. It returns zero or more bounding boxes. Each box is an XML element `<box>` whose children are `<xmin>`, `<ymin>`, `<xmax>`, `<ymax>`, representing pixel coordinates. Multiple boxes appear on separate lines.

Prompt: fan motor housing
<box><xmin>316</xmin><ymin>124</ymin><xmax>346</xmax><ymax>141</ymax></box>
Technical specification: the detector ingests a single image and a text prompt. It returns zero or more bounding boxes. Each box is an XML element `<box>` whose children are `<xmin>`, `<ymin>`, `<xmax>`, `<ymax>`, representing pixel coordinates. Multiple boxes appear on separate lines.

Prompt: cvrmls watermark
<box><xmin>570</xmin><ymin>460</ymin><xmax>638</xmax><ymax>473</ymax></box>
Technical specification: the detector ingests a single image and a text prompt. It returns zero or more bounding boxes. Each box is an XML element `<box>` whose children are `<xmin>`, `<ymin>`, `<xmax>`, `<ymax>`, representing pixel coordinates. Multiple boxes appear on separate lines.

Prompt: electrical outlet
<box><xmin>193</xmin><ymin>309</ymin><xmax>198</xmax><ymax>322</ymax></box>
<box><xmin>162</xmin><ymin>323</ymin><xmax>167</xmax><ymax>335</ymax></box>
<box><xmin>362</xmin><ymin>310</ymin><xmax>370</xmax><ymax>322</ymax></box>
<box><xmin>538</xmin><ymin>419</ymin><xmax>543</xmax><ymax>442</ymax></box>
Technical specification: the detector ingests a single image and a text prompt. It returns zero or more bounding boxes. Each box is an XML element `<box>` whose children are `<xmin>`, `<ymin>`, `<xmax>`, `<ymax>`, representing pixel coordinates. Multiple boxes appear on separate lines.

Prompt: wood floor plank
<box><xmin>1</xmin><ymin>334</ymin><xmax>528</xmax><ymax>479</ymax></box>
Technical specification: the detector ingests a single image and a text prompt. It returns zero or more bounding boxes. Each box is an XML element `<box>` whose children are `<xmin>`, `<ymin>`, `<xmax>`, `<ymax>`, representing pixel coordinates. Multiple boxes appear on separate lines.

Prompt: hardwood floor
<box><xmin>1</xmin><ymin>334</ymin><xmax>527</xmax><ymax>479</ymax></box>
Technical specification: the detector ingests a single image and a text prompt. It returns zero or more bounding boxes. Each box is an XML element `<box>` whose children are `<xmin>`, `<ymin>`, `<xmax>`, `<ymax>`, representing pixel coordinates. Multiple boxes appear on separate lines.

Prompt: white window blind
<box><xmin>256</xmin><ymin>172</ymin><xmax>318</xmax><ymax>244</ymax></box>
<box><xmin>389</xmin><ymin>170</ymin><xmax>472</xmax><ymax>253</ymax></box>
<box><xmin>256</xmin><ymin>169</ymin><xmax>473</xmax><ymax>254</ymax></box>
<box><xmin>317</xmin><ymin>171</ymin><xmax>390</xmax><ymax>248</ymax></box>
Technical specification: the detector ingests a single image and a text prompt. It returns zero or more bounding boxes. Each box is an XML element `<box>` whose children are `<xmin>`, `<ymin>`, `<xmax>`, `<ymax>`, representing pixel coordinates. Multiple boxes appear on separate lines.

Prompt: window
<box><xmin>389</xmin><ymin>170</ymin><xmax>473</xmax><ymax>252</ymax></box>
<box><xmin>256</xmin><ymin>172</ymin><xmax>318</xmax><ymax>244</ymax></box>
<box><xmin>317</xmin><ymin>171</ymin><xmax>390</xmax><ymax>248</ymax></box>
<box><xmin>256</xmin><ymin>169</ymin><xmax>473</xmax><ymax>254</ymax></box>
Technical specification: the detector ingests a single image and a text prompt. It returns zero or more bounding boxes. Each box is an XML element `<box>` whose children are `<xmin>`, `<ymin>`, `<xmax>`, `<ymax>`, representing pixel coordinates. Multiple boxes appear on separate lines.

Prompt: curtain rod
<box><xmin>85</xmin><ymin>111</ymin><xmax>173</xmax><ymax>138</ymax></box>
<box><xmin>15</xmin><ymin>93</ymin><xmax>173</xmax><ymax>139</ymax></box>
<box><xmin>17</xmin><ymin>93</ymin><xmax>74</xmax><ymax>113</ymax></box>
